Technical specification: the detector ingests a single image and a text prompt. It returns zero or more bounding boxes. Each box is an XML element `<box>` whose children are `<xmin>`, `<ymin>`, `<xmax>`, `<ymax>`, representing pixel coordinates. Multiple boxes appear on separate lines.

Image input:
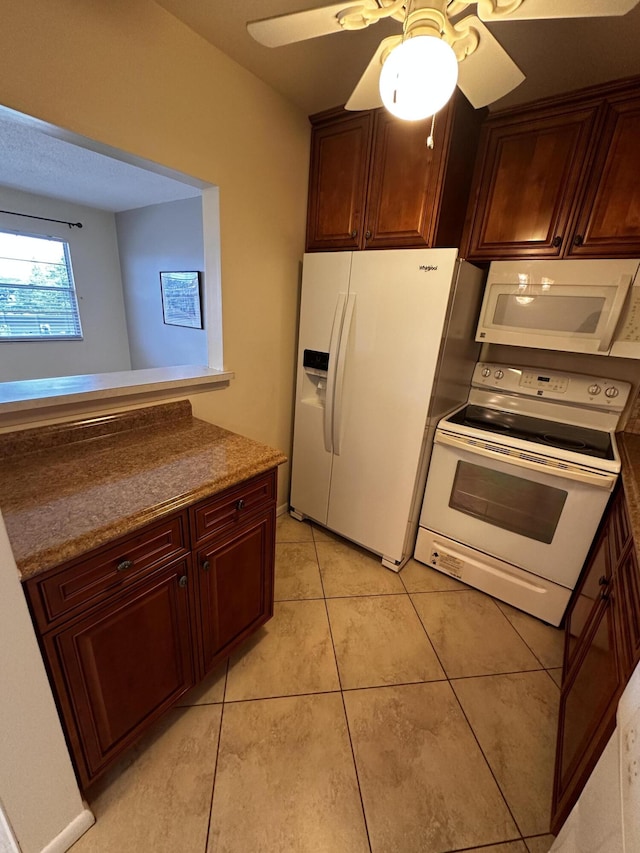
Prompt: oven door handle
<box><xmin>435</xmin><ymin>431</ymin><xmax>617</xmax><ymax>491</ymax></box>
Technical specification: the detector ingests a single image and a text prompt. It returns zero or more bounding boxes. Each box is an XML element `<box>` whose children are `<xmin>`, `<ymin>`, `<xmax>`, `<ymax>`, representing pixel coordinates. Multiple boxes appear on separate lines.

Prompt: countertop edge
<box><xmin>0</xmin><ymin>366</ymin><xmax>234</xmax><ymax>415</ymax></box>
<box><xmin>17</xmin><ymin>451</ymin><xmax>286</xmax><ymax>582</ymax></box>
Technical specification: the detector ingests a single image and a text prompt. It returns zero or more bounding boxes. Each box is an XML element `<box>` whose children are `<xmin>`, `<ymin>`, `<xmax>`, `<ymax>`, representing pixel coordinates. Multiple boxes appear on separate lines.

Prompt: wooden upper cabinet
<box><xmin>464</xmin><ymin>105</ymin><xmax>598</xmax><ymax>260</ymax></box>
<box><xmin>365</xmin><ymin>110</ymin><xmax>445</xmax><ymax>248</ymax></box>
<box><xmin>306</xmin><ymin>94</ymin><xmax>483</xmax><ymax>252</ymax></box>
<box><xmin>464</xmin><ymin>76</ymin><xmax>640</xmax><ymax>261</ymax></box>
<box><xmin>569</xmin><ymin>91</ymin><xmax>640</xmax><ymax>257</ymax></box>
<box><xmin>306</xmin><ymin>111</ymin><xmax>373</xmax><ymax>251</ymax></box>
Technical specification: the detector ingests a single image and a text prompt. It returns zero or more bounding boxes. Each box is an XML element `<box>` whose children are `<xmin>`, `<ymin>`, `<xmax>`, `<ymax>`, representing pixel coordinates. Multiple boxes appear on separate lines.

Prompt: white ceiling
<box><xmin>0</xmin><ymin>110</ymin><xmax>204</xmax><ymax>213</ymax></box>
<box><xmin>2</xmin><ymin>1</ymin><xmax>640</xmax><ymax>213</ymax></box>
<box><xmin>156</xmin><ymin>0</ymin><xmax>640</xmax><ymax>115</ymax></box>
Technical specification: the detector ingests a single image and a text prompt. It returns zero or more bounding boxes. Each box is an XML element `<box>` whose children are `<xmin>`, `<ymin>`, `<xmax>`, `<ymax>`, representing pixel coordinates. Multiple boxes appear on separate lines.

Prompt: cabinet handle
<box><xmin>178</xmin><ymin>575</ymin><xmax>188</xmax><ymax>588</ymax></box>
<box><xmin>202</xmin><ymin>560</ymin><xmax>210</xmax><ymax>572</ymax></box>
<box><xmin>350</xmin><ymin>229</ymin><xmax>358</xmax><ymax>238</ymax></box>
<box><xmin>552</xmin><ymin>236</ymin><xmax>562</xmax><ymax>248</ymax></box>
<box><xmin>573</xmin><ymin>234</ymin><xmax>584</xmax><ymax>247</ymax></box>
<box><xmin>599</xmin><ymin>575</ymin><xmax>610</xmax><ymax>586</ymax></box>
<box><xmin>236</xmin><ymin>498</ymin><xmax>245</xmax><ymax>511</ymax></box>
<box><xmin>600</xmin><ymin>588</ymin><xmax>610</xmax><ymax>601</ymax></box>
<box><xmin>116</xmin><ymin>559</ymin><xmax>133</xmax><ymax>572</ymax></box>
<box><xmin>365</xmin><ymin>230</ymin><xmax>371</xmax><ymax>240</ymax></box>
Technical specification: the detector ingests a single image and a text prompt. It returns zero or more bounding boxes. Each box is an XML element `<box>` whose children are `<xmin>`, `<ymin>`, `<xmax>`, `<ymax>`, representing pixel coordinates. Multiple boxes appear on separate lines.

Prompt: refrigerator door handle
<box><xmin>333</xmin><ymin>293</ymin><xmax>356</xmax><ymax>456</ymax></box>
<box><xmin>324</xmin><ymin>292</ymin><xmax>347</xmax><ymax>454</ymax></box>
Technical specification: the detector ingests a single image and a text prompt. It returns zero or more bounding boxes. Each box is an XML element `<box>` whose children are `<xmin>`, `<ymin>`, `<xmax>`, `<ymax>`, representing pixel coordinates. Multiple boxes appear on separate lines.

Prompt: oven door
<box><xmin>420</xmin><ymin>431</ymin><xmax>617</xmax><ymax>589</ymax></box>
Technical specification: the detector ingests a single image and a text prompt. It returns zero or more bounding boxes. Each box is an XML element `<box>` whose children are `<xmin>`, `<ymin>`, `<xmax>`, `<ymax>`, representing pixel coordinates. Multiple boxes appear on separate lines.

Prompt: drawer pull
<box><xmin>236</xmin><ymin>499</ymin><xmax>245</xmax><ymax>511</ymax></box>
<box><xmin>202</xmin><ymin>560</ymin><xmax>210</xmax><ymax>572</ymax></box>
<box><xmin>178</xmin><ymin>575</ymin><xmax>188</xmax><ymax>588</ymax></box>
<box><xmin>116</xmin><ymin>559</ymin><xmax>133</xmax><ymax>572</ymax></box>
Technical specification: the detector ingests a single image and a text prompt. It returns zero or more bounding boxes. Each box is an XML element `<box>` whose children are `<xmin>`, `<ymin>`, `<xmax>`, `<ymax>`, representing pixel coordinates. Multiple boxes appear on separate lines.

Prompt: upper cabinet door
<box><xmin>306</xmin><ymin>111</ymin><xmax>373</xmax><ymax>251</ymax></box>
<box><xmin>465</xmin><ymin>106</ymin><xmax>598</xmax><ymax>260</ymax></box>
<box><xmin>568</xmin><ymin>93</ymin><xmax>640</xmax><ymax>257</ymax></box>
<box><xmin>364</xmin><ymin>109</ymin><xmax>447</xmax><ymax>249</ymax></box>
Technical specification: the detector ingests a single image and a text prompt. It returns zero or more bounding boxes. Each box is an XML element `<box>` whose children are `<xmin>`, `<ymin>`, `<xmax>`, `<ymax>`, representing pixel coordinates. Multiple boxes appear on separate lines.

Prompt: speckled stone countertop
<box><xmin>0</xmin><ymin>400</ymin><xmax>286</xmax><ymax>580</ymax></box>
<box><xmin>617</xmin><ymin>432</ymin><xmax>640</xmax><ymax>566</ymax></box>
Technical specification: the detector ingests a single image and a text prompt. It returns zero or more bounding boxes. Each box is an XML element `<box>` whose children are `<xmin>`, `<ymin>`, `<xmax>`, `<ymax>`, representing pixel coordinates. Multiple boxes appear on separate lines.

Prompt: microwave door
<box><xmin>598</xmin><ymin>274</ymin><xmax>632</xmax><ymax>352</ymax></box>
<box><xmin>476</xmin><ymin>281</ymin><xmax>627</xmax><ymax>355</ymax></box>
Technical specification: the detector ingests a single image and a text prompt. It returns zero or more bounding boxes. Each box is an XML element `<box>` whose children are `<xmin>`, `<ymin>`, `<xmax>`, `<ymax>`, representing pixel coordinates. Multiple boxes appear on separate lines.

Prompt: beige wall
<box><xmin>0</xmin><ymin>2</ymin><xmax>309</xmax><ymax>849</ymax></box>
<box><xmin>0</xmin><ymin>0</ymin><xmax>310</xmax><ymax>494</ymax></box>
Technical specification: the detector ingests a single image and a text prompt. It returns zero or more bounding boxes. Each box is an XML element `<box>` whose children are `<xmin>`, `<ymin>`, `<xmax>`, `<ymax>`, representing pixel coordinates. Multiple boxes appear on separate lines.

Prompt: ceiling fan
<box><xmin>248</xmin><ymin>0</ymin><xmax>640</xmax><ymax>121</ymax></box>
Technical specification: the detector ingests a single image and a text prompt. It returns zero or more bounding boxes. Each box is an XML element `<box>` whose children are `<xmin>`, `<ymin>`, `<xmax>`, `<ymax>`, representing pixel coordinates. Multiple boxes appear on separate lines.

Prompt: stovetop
<box><xmin>446</xmin><ymin>404</ymin><xmax>614</xmax><ymax>461</ymax></box>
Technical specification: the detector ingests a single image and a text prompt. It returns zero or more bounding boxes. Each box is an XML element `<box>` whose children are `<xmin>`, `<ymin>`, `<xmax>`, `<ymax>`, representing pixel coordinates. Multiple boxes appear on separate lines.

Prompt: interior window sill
<box><xmin>0</xmin><ymin>366</ymin><xmax>234</xmax><ymax>415</ymax></box>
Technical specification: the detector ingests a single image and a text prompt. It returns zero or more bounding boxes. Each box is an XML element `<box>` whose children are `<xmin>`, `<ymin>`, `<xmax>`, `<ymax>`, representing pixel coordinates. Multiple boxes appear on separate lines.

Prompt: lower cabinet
<box><xmin>44</xmin><ymin>559</ymin><xmax>196</xmax><ymax>785</ymax></box>
<box><xmin>24</xmin><ymin>469</ymin><xmax>277</xmax><ymax>790</ymax></box>
<box><xmin>551</xmin><ymin>483</ymin><xmax>639</xmax><ymax>833</ymax></box>
<box><xmin>197</xmin><ymin>511</ymin><xmax>274</xmax><ymax>673</ymax></box>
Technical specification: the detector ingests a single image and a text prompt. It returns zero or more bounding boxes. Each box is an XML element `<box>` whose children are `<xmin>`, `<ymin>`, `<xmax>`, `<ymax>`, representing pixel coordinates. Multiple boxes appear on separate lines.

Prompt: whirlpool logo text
<box><xmin>419</xmin><ymin>265</ymin><xmax>438</xmax><ymax>272</ymax></box>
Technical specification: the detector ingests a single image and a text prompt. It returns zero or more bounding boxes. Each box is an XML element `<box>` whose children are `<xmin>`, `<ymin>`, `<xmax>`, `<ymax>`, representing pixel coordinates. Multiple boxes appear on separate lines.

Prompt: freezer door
<box><xmin>290</xmin><ymin>252</ymin><xmax>352</xmax><ymax>524</ymax></box>
<box><xmin>326</xmin><ymin>248</ymin><xmax>459</xmax><ymax>562</ymax></box>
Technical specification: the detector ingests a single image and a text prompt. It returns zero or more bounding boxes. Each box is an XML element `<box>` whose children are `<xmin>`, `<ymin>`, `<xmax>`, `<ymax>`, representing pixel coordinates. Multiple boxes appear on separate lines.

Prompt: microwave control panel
<box><xmin>616</xmin><ymin>286</ymin><xmax>640</xmax><ymax>343</ymax></box>
<box><xmin>472</xmin><ymin>363</ymin><xmax>631</xmax><ymax>411</ymax></box>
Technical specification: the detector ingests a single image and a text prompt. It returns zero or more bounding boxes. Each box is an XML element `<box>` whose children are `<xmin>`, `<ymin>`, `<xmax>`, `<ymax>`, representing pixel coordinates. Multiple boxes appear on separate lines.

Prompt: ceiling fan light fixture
<box><xmin>379</xmin><ymin>35</ymin><xmax>458</xmax><ymax>121</ymax></box>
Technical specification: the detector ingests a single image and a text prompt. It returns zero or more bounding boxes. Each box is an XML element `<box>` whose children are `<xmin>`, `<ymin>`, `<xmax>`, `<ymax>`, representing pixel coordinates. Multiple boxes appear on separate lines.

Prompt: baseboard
<box><xmin>276</xmin><ymin>502</ymin><xmax>289</xmax><ymax>517</ymax></box>
<box><xmin>40</xmin><ymin>809</ymin><xmax>94</xmax><ymax>853</ymax></box>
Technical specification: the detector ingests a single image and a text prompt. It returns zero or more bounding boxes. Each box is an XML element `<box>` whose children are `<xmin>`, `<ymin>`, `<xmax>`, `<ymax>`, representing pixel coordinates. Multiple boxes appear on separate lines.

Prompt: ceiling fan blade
<box><xmin>477</xmin><ymin>0</ymin><xmax>639</xmax><ymax>21</ymax></box>
<box><xmin>247</xmin><ymin>2</ymin><xmax>378</xmax><ymax>48</ymax></box>
<box><xmin>456</xmin><ymin>16</ymin><xmax>525</xmax><ymax>107</ymax></box>
<box><xmin>345</xmin><ymin>35</ymin><xmax>402</xmax><ymax>111</ymax></box>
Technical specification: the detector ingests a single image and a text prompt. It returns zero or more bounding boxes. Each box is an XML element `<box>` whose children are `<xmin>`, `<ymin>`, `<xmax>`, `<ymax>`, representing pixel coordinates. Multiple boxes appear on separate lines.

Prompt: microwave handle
<box><xmin>599</xmin><ymin>274</ymin><xmax>632</xmax><ymax>352</ymax></box>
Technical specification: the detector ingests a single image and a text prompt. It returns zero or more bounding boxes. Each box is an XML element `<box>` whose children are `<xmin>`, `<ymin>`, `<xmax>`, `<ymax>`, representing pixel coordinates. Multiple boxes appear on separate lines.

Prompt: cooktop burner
<box><xmin>447</xmin><ymin>405</ymin><xmax>614</xmax><ymax>460</ymax></box>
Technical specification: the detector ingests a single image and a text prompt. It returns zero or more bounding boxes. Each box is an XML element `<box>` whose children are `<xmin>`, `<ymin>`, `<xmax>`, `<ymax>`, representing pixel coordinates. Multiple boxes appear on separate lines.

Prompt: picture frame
<box><xmin>160</xmin><ymin>271</ymin><xmax>203</xmax><ymax>329</ymax></box>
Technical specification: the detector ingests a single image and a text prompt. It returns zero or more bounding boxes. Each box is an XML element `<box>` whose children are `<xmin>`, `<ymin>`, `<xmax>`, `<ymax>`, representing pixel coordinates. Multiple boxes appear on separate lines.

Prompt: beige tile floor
<box><xmin>72</xmin><ymin>514</ymin><xmax>563</xmax><ymax>853</ymax></box>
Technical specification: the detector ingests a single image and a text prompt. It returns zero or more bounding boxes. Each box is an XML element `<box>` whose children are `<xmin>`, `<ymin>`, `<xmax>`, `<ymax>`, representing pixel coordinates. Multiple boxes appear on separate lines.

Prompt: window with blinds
<box><xmin>0</xmin><ymin>230</ymin><xmax>82</xmax><ymax>341</ymax></box>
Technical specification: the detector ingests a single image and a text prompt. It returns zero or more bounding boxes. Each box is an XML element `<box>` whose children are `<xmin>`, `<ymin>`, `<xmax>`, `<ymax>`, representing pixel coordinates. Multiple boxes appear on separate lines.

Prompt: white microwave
<box><xmin>476</xmin><ymin>259</ymin><xmax>640</xmax><ymax>358</ymax></box>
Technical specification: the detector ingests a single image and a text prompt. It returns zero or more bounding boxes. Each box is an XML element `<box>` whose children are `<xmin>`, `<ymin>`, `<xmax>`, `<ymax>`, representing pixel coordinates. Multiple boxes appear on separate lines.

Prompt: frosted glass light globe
<box><xmin>379</xmin><ymin>36</ymin><xmax>459</xmax><ymax>121</ymax></box>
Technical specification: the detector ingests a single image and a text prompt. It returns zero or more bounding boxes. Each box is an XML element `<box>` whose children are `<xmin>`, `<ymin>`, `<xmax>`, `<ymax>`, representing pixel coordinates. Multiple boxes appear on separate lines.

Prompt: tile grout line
<box><xmin>312</xmin><ymin>526</ymin><xmax>375</xmax><ymax>853</ymax></box>
<box><xmin>280</xmin><ymin>527</ymin><xmax>552</xmax><ymax>849</ymax></box>
<box><xmin>449</xmin><ymin>680</ymin><xmax>528</xmax><ymax>842</ymax></box>
<box><xmin>203</xmin><ymin>657</ymin><xmax>228</xmax><ymax>853</ymax></box>
<box><xmin>492</xmin><ymin>599</ymin><xmax>562</xmax><ymax>672</ymax></box>
<box><xmin>403</xmin><ymin>583</ymin><xmax>528</xmax><ymax>846</ymax></box>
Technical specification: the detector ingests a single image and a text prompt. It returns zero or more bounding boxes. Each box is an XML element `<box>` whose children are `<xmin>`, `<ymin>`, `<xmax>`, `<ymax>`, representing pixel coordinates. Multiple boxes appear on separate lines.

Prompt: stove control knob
<box><xmin>494</xmin><ymin>369</ymin><xmax>504</xmax><ymax>379</ymax></box>
<box><xmin>605</xmin><ymin>386</ymin><xmax>619</xmax><ymax>398</ymax></box>
<box><xmin>588</xmin><ymin>384</ymin><xmax>601</xmax><ymax>396</ymax></box>
<box><xmin>481</xmin><ymin>367</ymin><xmax>491</xmax><ymax>377</ymax></box>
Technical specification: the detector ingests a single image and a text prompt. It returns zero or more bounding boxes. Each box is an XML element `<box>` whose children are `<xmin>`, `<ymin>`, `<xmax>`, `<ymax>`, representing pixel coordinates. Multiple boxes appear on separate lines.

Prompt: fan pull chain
<box><xmin>426</xmin><ymin>114</ymin><xmax>436</xmax><ymax>149</ymax></box>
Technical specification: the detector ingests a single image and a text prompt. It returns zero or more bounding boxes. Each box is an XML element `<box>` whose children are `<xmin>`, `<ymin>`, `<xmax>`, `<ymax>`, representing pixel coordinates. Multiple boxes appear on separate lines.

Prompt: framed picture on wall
<box><xmin>160</xmin><ymin>271</ymin><xmax>203</xmax><ymax>329</ymax></box>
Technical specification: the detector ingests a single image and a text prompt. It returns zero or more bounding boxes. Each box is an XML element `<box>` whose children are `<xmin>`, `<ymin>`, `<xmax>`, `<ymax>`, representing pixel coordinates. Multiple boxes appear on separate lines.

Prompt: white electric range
<box><xmin>415</xmin><ymin>362</ymin><xmax>631</xmax><ymax>626</ymax></box>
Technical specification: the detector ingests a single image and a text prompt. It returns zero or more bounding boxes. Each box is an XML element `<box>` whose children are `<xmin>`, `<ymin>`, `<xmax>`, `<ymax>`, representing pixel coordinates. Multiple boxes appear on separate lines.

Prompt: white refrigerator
<box><xmin>289</xmin><ymin>248</ymin><xmax>484</xmax><ymax>569</ymax></box>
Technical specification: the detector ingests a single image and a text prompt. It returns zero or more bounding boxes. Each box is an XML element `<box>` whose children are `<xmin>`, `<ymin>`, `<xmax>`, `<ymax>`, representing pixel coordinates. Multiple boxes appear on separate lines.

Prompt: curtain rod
<box><xmin>0</xmin><ymin>209</ymin><xmax>83</xmax><ymax>229</ymax></box>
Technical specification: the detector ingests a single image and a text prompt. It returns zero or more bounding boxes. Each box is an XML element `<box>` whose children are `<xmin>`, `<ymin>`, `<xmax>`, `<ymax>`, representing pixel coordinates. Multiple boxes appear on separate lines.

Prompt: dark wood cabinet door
<box><xmin>564</xmin><ymin>524</ymin><xmax>611</xmax><ymax>670</ymax></box>
<box><xmin>196</xmin><ymin>510</ymin><xmax>275</xmax><ymax>674</ymax></box>
<box><xmin>552</xmin><ymin>583</ymin><xmax>623</xmax><ymax>834</ymax></box>
<box><xmin>465</xmin><ymin>106</ymin><xmax>598</xmax><ymax>260</ymax></box>
<box><xmin>45</xmin><ymin>559</ymin><xmax>195</xmax><ymax>787</ymax></box>
<box><xmin>569</xmin><ymin>93</ymin><xmax>640</xmax><ymax>257</ymax></box>
<box><xmin>306</xmin><ymin>112</ymin><xmax>373</xmax><ymax>251</ymax></box>
<box><xmin>615</xmin><ymin>544</ymin><xmax>640</xmax><ymax>678</ymax></box>
<box><xmin>364</xmin><ymin>109</ymin><xmax>447</xmax><ymax>249</ymax></box>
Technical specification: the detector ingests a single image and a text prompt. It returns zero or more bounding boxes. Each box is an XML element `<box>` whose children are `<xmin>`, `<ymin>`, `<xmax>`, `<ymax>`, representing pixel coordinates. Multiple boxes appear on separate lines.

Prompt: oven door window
<box><xmin>449</xmin><ymin>461</ymin><xmax>568</xmax><ymax>544</ymax></box>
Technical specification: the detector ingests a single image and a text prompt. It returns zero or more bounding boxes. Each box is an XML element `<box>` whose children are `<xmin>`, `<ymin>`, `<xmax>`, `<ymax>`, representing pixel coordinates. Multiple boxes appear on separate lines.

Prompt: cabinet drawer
<box><xmin>27</xmin><ymin>513</ymin><xmax>188</xmax><ymax>631</ymax></box>
<box><xmin>191</xmin><ymin>469</ymin><xmax>276</xmax><ymax>545</ymax></box>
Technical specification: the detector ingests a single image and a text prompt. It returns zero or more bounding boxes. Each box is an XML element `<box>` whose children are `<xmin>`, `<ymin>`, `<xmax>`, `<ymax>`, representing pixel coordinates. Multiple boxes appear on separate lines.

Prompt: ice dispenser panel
<box><xmin>303</xmin><ymin>349</ymin><xmax>329</xmax><ymax>372</ymax></box>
